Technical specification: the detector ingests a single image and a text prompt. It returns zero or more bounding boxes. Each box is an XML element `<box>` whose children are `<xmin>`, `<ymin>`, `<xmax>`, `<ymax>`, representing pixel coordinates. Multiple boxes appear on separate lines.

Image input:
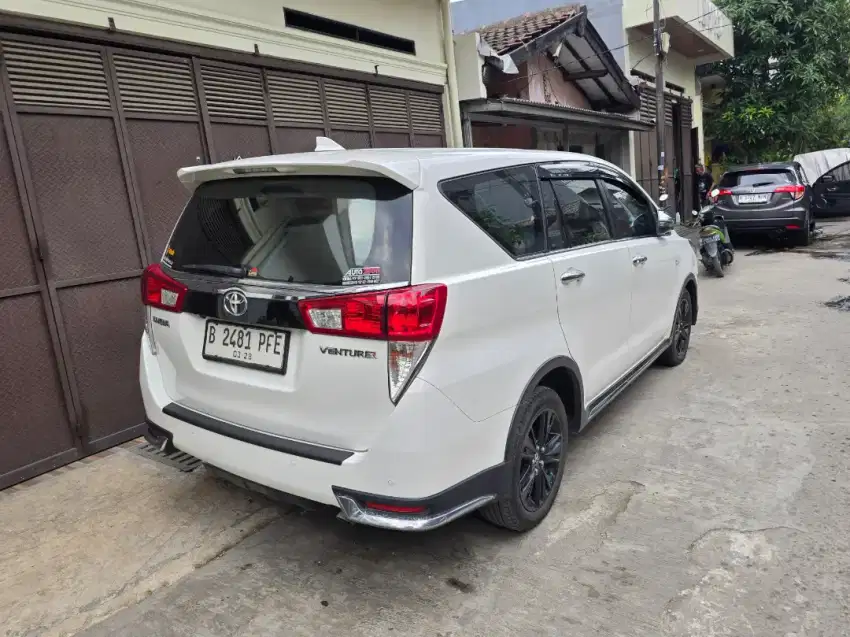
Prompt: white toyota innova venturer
<box><xmin>140</xmin><ymin>145</ymin><xmax>698</xmax><ymax>532</ymax></box>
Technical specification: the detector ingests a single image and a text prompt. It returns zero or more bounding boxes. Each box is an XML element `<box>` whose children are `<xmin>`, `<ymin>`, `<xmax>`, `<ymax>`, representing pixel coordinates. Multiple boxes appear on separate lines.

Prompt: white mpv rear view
<box><xmin>141</xmin><ymin>146</ymin><xmax>698</xmax><ymax>532</ymax></box>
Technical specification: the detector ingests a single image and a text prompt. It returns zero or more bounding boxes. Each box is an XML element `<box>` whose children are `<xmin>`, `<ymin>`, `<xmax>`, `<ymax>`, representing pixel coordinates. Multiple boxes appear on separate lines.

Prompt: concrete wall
<box><xmin>622</xmin><ymin>0</ymin><xmax>734</xmax><ymax>60</ymax></box>
<box><xmin>453</xmin><ymin>32</ymin><xmax>487</xmax><ymax>101</ymax></box>
<box><xmin>2</xmin><ymin>0</ymin><xmax>447</xmax><ymax>86</ymax></box>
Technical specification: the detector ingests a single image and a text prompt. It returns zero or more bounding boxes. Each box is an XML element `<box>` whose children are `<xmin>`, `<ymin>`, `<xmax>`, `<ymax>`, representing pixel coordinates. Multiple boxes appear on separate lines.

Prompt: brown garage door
<box><xmin>0</xmin><ymin>31</ymin><xmax>445</xmax><ymax>489</ymax></box>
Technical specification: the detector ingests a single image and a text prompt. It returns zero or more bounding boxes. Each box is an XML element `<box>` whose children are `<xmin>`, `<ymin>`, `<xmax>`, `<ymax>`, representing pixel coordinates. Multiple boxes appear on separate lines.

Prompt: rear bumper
<box><xmin>139</xmin><ymin>336</ymin><xmax>510</xmax><ymax>530</ymax></box>
<box><xmin>720</xmin><ymin>210</ymin><xmax>808</xmax><ymax>233</ymax></box>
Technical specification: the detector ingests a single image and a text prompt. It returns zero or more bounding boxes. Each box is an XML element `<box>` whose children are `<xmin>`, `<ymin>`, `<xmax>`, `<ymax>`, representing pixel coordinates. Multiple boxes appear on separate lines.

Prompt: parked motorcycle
<box><xmin>693</xmin><ymin>208</ymin><xmax>734</xmax><ymax>277</ymax></box>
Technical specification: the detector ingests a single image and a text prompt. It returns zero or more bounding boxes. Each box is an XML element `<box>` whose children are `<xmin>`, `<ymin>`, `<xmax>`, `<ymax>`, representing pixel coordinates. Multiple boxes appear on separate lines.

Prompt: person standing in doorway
<box><xmin>695</xmin><ymin>163</ymin><xmax>714</xmax><ymax>208</ymax></box>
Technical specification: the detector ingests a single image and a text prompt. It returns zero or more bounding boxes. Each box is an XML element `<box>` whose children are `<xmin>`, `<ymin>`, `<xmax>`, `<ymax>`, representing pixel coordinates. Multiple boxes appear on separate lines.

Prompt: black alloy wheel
<box><xmin>518</xmin><ymin>408</ymin><xmax>563</xmax><ymax>513</ymax></box>
<box><xmin>674</xmin><ymin>293</ymin><xmax>692</xmax><ymax>358</ymax></box>
<box><xmin>658</xmin><ymin>288</ymin><xmax>693</xmax><ymax>367</ymax></box>
<box><xmin>479</xmin><ymin>386</ymin><xmax>569</xmax><ymax>532</ymax></box>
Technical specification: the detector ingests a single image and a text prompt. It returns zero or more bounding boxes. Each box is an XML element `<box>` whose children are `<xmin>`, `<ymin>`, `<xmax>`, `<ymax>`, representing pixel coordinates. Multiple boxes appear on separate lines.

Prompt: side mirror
<box><xmin>657</xmin><ymin>210</ymin><xmax>674</xmax><ymax>235</ymax></box>
<box><xmin>821</xmin><ymin>174</ymin><xmax>836</xmax><ymax>183</ymax></box>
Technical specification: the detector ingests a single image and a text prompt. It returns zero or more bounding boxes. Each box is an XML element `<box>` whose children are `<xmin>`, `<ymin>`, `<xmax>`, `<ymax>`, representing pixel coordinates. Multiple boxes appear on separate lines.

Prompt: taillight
<box><xmin>710</xmin><ymin>188</ymin><xmax>732</xmax><ymax>203</ymax></box>
<box><xmin>775</xmin><ymin>184</ymin><xmax>805</xmax><ymax>200</ymax></box>
<box><xmin>299</xmin><ymin>284</ymin><xmax>448</xmax><ymax>402</ymax></box>
<box><xmin>141</xmin><ymin>263</ymin><xmax>187</xmax><ymax>313</ymax></box>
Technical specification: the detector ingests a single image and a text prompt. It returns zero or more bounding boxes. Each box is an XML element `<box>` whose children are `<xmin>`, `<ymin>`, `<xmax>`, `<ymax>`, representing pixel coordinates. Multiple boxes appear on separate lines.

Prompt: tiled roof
<box><xmin>476</xmin><ymin>5</ymin><xmax>583</xmax><ymax>56</ymax></box>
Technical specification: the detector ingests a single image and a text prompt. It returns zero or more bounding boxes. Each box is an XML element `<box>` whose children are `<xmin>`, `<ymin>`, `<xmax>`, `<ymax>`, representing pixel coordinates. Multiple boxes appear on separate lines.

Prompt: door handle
<box><xmin>827</xmin><ymin>186</ymin><xmax>838</xmax><ymax>192</ymax></box>
<box><xmin>560</xmin><ymin>268</ymin><xmax>586</xmax><ymax>284</ymax></box>
<box><xmin>632</xmin><ymin>255</ymin><xmax>648</xmax><ymax>266</ymax></box>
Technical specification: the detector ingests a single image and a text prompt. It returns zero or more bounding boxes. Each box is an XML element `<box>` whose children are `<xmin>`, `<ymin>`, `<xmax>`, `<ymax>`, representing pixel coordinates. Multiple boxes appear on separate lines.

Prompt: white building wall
<box><xmin>0</xmin><ymin>0</ymin><xmax>447</xmax><ymax>86</ymax></box>
<box><xmin>453</xmin><ymin>32</ymin><xmax>486</xmax><ymax>102</ymax></box>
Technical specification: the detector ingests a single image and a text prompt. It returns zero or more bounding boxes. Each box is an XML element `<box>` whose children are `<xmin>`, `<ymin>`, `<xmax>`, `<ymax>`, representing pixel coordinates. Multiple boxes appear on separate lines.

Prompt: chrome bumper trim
<box><xmin>335</xmin><ymin>494</ymin><xmax>495</xmax><ymax>532</ymax></box>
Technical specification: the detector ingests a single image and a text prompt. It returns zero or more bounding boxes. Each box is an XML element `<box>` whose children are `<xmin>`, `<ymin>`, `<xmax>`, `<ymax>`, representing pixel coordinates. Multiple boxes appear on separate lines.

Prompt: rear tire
<box><xmin>480</xmin><ymin>386</ymin><xmax>568</xmax><ymax>532</ymax></box>
<box><xmin>711</xmin><ymin>254</ymin><xmax>725</xmax><ymax>277</ymax></box>
<box><xmin>657</xmin><ymin>288</ymin><xmax>693</xmax><ymax>367</ymax></box>
<box><xmin>795</xmin><ymin>221</ymin><xmax>812</xmax><ymax>246</ymax></box>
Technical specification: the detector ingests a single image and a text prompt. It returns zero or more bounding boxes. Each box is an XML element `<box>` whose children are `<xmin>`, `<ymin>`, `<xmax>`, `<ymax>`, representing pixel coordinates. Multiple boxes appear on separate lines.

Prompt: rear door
<box><xmin>538</xmin><ymin>163</ymin><xmax>634</xmax><ymax>403</ymax></box>
<box><xmin>714</xmin><ymin>168</ymin><xmax>803</xmax><ymax>220</ymax></box>
<box><xmin>599</xmin><ymin>176</ymin><xmax>679</xmax><ymax>363</ymax></box>
<box><xmin>149</xmin><ymin>175</ymin><xmax>414</xmax><ymax>451</ymax></box>
<box><xmin>814</xmin><ymin>161</ymin><xmax>850</xmax><ymax>215</ymax></box>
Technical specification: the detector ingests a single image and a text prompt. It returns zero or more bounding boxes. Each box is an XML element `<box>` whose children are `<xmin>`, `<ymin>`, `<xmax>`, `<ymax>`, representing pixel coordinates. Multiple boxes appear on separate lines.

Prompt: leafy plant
<box><xmin>706</xmin><ymin>0</ymin><xmax>850</xmax><ymax>163</ymax></box>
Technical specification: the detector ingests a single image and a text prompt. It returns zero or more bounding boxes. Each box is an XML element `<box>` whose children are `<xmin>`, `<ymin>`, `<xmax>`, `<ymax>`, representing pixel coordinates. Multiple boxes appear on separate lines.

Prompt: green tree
<box><xmin>707</xmin><ymin>0</ymin><xmax>850</xmax><ymax>163</ymax></box>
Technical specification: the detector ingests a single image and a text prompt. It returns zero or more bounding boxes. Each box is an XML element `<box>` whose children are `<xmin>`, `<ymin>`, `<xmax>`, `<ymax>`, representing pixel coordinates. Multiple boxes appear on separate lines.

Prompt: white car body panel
<box><xmin>547</xmin><ymin>241</ymin><xmax>635</xmax><ymax>403</ymax></box>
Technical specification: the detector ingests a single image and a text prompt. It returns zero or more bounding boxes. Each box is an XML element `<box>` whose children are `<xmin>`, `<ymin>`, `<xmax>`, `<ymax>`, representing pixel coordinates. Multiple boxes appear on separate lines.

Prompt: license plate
<box><xmin>203</xmin><ymin>321</ymin><xmax>289</xmax><ymax>373</ymax></box>
<box><xmin>701</xmin><ymin>234</ymin><xmax>720</xmax><ymax>244</ymax></box>
<box><xmin>737</xmin><ymin>193</ymin><xmax>770</xmax><ymax>204</ymax></box>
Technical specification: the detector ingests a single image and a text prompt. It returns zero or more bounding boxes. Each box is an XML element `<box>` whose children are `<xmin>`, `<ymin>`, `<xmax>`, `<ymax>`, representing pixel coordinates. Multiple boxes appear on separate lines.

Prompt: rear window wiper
<box><xmin>180</xmin><ymin>263</ymin><xmax>248</xmax><ymax>278</ymax></box>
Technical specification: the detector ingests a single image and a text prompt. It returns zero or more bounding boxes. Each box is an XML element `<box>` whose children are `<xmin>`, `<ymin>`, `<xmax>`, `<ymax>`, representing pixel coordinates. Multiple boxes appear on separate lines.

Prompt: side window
<box><xmin>824</xmin><ymin>161</ymin><xmax>850</xmax><ymax>184</ymax></box>
<box><xmin>601</xmin><ymin>179</ymin><xmax>657</xmax><ymax>239</ymax></box>
<box><xmin>544</xmin><ymin>179</ymin><xmax>612</xmax><ymax>247</ymax></box>
<box><xmin>440</xmin><ymin>166</ymin><xmax>545</xmax><ymax>257</ymax></box>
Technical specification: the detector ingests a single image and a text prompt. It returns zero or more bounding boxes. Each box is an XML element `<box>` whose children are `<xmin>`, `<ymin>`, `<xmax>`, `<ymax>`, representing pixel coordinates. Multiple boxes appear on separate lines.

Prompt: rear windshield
<box><xmin>165</xmin><ymin>176</ymin><xmax>413</xmax><ymax>286</ymax></box>
<box><xmin>719</xmin><ymin>170</ymin><xmax>794</xmax><ymax>188</ymax></box>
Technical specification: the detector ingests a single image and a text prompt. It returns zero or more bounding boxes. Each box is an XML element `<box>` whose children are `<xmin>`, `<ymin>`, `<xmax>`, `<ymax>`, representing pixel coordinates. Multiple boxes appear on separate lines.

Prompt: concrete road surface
<box><xmin>69</xmin><ymin>219</ymin><xmax>850</xmax><ymax>636</ymax></box>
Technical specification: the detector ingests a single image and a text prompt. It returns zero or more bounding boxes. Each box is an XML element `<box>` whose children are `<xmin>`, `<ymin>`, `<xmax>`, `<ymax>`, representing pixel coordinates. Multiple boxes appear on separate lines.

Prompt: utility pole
<box><xmin>653</xmin><ymin>0</ymin><xmax>666</xmax><ymax>201</ymax></box>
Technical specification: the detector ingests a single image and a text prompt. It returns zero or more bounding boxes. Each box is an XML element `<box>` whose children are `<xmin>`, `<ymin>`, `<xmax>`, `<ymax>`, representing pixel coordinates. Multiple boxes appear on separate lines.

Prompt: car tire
<box><xmin>657</xmin><ymin>288</ymin><xmax>694</xmax><ymax>367</ymax></box>
<box><xmin>795</xmin><ymin>220</ymin><xmax>812</xmax><ymax>247</ymax></box>
<box><xmin>479</xmin><ymin>386</ymin><xmax>568</xmax><ymax>532</ymax></box>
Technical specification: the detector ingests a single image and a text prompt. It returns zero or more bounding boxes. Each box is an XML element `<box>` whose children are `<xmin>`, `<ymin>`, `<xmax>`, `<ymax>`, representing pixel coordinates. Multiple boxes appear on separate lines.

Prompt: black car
<box><xmin>709</xmin><ymin>162</ymin><xmax>815</xmax><ymax>245</ymax></box>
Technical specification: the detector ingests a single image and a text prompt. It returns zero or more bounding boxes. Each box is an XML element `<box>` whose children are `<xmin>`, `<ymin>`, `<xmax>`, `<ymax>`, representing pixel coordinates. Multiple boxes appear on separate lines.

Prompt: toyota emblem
<box><xmin>222</xmin><ymin>289</ymin><xmax>248</xmax><ymax>317</ymax></box>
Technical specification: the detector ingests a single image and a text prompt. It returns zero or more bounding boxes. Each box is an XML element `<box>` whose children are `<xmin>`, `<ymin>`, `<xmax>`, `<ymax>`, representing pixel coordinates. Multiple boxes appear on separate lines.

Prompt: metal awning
<box><xmin>461</xmin><ymin>97</ymin><xmax>653</xmax><ymax>132</ymax></box>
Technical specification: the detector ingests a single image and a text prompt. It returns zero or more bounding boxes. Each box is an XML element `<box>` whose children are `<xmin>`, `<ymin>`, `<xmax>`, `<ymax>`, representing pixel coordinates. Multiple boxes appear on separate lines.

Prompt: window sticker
<box><xmin>342</xmin><ymin>266</ymin><xmax>381</xmax><ymax>286</ymax></box>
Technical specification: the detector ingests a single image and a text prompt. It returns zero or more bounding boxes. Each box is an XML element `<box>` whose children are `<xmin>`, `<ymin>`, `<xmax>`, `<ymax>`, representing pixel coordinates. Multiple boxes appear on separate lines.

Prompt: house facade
<box><xmin>0</xmin><ymin>0</ymin><xmax>457</xmax><ymax>488</ymax></box>
<box><xmin>452</xmin><ymin>0</ymin><xmax>734</xmax><ymax>206</ymax></box>
<box><xmin>453</xmin><ymin>6</ymin><xmax>652</xmax><ymax>175</ymax></box>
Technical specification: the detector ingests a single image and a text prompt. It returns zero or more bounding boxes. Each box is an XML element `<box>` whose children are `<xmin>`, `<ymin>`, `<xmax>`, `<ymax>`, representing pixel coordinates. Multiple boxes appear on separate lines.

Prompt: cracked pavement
<box><xmin>31</xmin><ymin>220</ymin><xmax>850</xmax><ymax>636</ymax></box>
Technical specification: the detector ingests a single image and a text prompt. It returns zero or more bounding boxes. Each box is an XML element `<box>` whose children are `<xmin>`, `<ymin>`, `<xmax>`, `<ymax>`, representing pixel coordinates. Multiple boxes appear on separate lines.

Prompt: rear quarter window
<box><xmin>439</xmin><ymin>165</ymin><xmax>545</xmax><ymax>258</ymax></box>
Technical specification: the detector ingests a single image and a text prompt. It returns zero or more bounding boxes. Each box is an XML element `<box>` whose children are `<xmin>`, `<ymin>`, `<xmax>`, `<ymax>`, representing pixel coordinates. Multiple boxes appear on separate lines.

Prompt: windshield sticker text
<box><xmin>342</xmin><ymin>267</ymin><xmax>381</xmax><ymax>286</ymax></box>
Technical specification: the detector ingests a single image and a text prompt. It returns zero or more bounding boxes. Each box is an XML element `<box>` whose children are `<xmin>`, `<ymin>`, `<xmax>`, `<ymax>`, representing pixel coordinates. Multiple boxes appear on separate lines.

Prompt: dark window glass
<box><xmin>601</xmin><ymin>180</ymin><xmax>657</xmax><ymax>239</ymax></box>
<box><xmin>166</xmin><ymin>176</ymin><xmax>413</xmax><ymax>286</ymax></box>
<box><xmin>546</xmin><ymin>179</ymin><xmax>612</xmax><ymax>247</ymax></box>
<box><xmin>823</xmin><ymin>161</ymin><xmax>850</xmax><ymax>183</ymax></box>
<box><xmin>440</xmin><ymin>166</ymin><xmax>546</xmax><ymax>257</ymax></box>
<box><xmin>539</xmin><ymin>181</ymin><xmax>566</xmax><ymax>251</ymax></box>
<box><xmin>283</xmin><ymin>9</ymin><xmax>416</xmax><ymax>55</ymax></box>
<box><xmin>719</xmin><ymin>170</ymin><xmax>794</xmax><ymax>188</ymax></box>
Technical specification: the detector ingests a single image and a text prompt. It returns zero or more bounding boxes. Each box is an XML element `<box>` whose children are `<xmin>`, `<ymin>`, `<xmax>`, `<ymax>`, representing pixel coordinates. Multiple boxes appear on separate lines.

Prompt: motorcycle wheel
<box><xmin>712</xmin><ymin>254</ymin><xmax>725</xmax><ymax>277</ymax></box>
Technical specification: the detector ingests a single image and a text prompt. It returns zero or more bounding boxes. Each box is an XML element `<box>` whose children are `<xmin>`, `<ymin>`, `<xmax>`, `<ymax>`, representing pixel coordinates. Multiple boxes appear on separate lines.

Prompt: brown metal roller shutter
<box><xmin>639</xmin><ymin>85</ymin><xmax>655</xmax><ymax>123</ymax></box>
<box><xmin>2</xmin><ymin>40</ymin><xmax>111</xmax><ymax>110</ymax></box>
<box><xmin>0</xmin><ymin>24</ymin><xmax>446</xmax><ymax>489</ymax></box>
<box><xmin>409</xmin><ymin>91</ymin><xmax>443</xmax><ymax>134</ymax></box>
<box><xmin>324</xmin><ymin>81</ymin><xmax>370</xmax><ymax>129</ymax></box>
<box><xmin>266</xmin><ymin>72</ymin><xmax>324</xmax><ymax>126</ymax></box>
<box><xmin>113</xmin><ymin>54</ymin><xmax>198</xmax><ymax>116</ymax></box>
<box><xmin>200</xmin><ymin>63</ymin><xmax>266</xmax><ymax>120</ymax></box>
<box><xmin>369</xmin><ymin>86</ymin><xmax>409</xmax><ymax>130</ymax></box>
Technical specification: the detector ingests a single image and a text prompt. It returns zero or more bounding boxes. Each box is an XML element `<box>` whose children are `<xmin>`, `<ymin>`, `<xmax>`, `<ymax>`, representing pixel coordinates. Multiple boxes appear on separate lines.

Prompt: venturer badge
<box><xmin>342</xmin><ymin>266</ymin><xmax>381</xmax><ymax>286</ymax></box>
